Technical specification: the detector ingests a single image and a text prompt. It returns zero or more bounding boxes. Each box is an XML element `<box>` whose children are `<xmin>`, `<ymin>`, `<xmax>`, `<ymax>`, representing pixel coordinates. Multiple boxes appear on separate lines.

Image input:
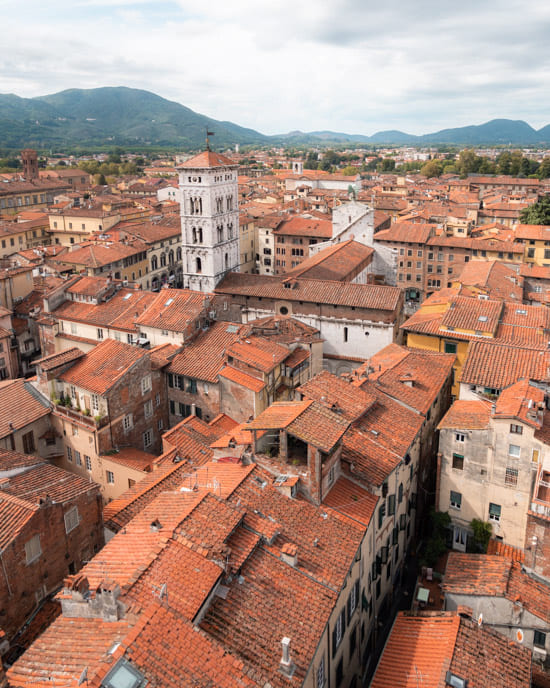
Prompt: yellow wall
<box><xmin>406</xmin><ymin>331</ymin><xmax>469</xmax><ymax>396</ymax></box>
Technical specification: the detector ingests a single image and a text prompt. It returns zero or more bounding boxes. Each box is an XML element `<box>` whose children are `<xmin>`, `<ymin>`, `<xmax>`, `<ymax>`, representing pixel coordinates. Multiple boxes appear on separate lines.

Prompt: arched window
<box><xmin>168</xmin><ymin>250</ymin><xmax>174</xmax><ymax>265</ymax></box>
<box><xmin>160</xmin><ymin>253</ymin><xmax>166</xmax><ymax>268</ymax></box>
<box><xmin>198</xmin><ymin>227</ymin><xmax>203</xmax><ymax>243</ymax></box>
<box><xmin>217</xmin><ymin>226</ymin><xmax>223</xmax><ymax>243</ymax></box>
<box><xmin>196</xmin><ymin>257</ymin><xmax>202</xmax><ymax>273</ymax></box>
<box><xmin>151</xmin><ymin>255</ymin><xmax>158</xmax><ymax>271</ymax></box>
<box><xmin>176</xmin><ymin>247</ymin><xmax>182</xmax><ymax>261</ymax></box>
<box><xmin>225</xmin><ymin>253</ymin><xmax>229</xmax><ymax>270</ymax></box>
<box><xmin>192</xmin><ymin>227</ymin><xmax>197</xmax><ymax>243</ymax></box>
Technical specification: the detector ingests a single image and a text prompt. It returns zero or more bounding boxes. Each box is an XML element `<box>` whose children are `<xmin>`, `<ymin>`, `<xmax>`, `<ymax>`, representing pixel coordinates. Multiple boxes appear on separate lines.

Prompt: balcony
<box><xmin>53</xmin><ymin>403</ymin><xmax>109</xmax><ymax>430</ymax></box>
<box><xmin>530</xmin><ymin>466</ymin><xmax>550</xmax><ymax>519</ymax></box>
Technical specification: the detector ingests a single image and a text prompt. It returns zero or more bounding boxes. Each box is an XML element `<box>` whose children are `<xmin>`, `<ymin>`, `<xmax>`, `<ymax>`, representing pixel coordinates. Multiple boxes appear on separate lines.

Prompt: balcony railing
<box><xmin>53</xmin><ymin>403</ymin><xmax>109</xmax><ymax>429</ymax></box>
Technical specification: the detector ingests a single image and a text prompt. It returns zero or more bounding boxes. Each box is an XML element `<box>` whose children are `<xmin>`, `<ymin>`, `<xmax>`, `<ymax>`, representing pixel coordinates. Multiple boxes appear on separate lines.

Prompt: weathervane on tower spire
<box><xmin>205</xmin><ymin>127</ymin><xmax>215</xmax><ymax>151</ymax></box>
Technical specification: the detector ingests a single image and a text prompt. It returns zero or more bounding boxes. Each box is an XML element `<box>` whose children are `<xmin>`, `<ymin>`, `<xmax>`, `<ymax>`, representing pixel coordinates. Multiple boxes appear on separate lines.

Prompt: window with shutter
<box><xmin>388</xmin><ymin>494</ymin><xmax>395</xmax><ymax>515</ymax></box>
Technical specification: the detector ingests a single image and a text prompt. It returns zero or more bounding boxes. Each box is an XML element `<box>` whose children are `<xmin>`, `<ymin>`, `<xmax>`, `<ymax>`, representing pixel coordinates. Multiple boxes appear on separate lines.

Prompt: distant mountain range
<box><xmin>0</xmin><ymin>86</ymin><xmax>549</xmax><ymax>150</ymax></box>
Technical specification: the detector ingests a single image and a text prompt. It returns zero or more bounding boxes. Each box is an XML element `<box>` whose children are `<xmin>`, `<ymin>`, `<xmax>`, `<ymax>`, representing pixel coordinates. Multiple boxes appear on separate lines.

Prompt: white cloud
<box><xmin>0</xmin><ymin>0</ymin><xmax>549</xmax><ymax>135</ymax></box>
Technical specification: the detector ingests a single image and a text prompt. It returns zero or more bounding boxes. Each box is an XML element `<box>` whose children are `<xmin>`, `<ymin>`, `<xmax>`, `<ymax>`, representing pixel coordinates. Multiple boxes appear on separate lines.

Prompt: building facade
<box><xmin>178</xmin><ymin>150</ymin><xmax>240</xmax><ymax>292</ymax></box>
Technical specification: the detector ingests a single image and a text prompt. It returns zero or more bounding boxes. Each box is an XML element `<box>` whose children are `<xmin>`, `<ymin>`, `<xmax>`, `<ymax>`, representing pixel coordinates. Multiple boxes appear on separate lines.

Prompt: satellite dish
<box><xmin>477</xmin><ymin>613</ymin><xmax>483</xmax><ymax>627</ymax></box>
<box><xmin>516</xmin><ymin>629</ymin><xmax>524</xmax><ymax>643</ymax></box>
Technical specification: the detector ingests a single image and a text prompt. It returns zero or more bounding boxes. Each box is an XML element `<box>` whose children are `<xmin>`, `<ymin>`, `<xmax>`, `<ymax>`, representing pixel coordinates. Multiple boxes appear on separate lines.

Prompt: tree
<box><xmin>341</xmin><ymin>165</ymin><xmax>359</xmax><ymax>176</ymax></box>
<box><xmin>538</xmin><ymin>157</ymin><xmax>550</xmax><ymax>179</ymax></box>
<box><xmin>420</xmin><ymin>509</ymin><xmax>451</xmax><ymax>568</ymax></box>
<box><xmin>497</xmin><ymin>151</ymin><xmax>512</xmax><ymax>175</ymax></box>
<box><xmin>456</xmin><ymin>149</ymin><xmax>481</xmax><ymax>177</ymax></box>
<box><xmin>420</xmin><ymin>159</ymin><xmax>443</xmax><ymax>178</ymax></box>
<box><xmin>378</xmin><ymin>158</ymin><xmax>395</xmax><ymax>172</ymax></box>
<box><xmin>519</xmin><ymin>196</ymin><xmax>550</xmax><ymax>225</ymax></box>
<box><xmin>469</xmin><ymin>519</ymin><xmax>492</xmax><ymax>553</ymax></box>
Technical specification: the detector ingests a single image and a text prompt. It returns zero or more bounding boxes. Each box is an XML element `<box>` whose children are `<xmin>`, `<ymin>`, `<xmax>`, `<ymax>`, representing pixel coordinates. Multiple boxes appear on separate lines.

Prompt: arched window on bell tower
<box><xmin>196</xmin><ymin>257</ymin><xmax>202</xmax><ymax>273</ymax></box>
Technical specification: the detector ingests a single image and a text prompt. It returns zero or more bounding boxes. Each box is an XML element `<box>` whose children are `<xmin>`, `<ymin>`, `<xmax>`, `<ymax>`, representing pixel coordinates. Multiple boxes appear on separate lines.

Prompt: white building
<box><xmin>178</xmin><ymin>150</ymin><xmax>240</xmax><ymax>293</ymax></box>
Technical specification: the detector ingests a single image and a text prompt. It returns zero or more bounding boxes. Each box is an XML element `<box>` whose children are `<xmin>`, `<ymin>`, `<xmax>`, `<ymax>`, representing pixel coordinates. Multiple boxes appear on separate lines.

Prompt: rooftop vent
<box><xmin>279</xmin><ymin>637</ymin><xmax>296</xmax><ymax>678</ymax></box>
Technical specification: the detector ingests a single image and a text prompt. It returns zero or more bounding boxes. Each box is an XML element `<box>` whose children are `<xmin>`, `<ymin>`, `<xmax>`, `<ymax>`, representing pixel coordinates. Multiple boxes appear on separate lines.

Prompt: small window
<box><xmin>67</xmin><ymin>446</ymin><xmax>73</xmax><ymax>462</ymax></box>
<box><xmin>455</xmin><ymin>433</ymin><xmax>465</xmax><ymax>442</ymax></box>
<box><xmin>316</xmin><ymin>656</ymin><xmax>325</xmax><ymax>688</ymax></box>
<box><xmin>510</xmin><ymin>424</ymin><xmax>523</xmax><ymax>435</ymax></box>
<box><xmin>444</xmin><ymin>341</ymin><xmax>457</xmax><ymax>354</ymax></box>
<box><xmin>505</xmin><ymin>467</ymin><xmax>518</xmax><ymax>487</ymax></box>
<box><xmin>450</xmin><ymin>491</ymin><xmax>462</xmax><ymax>509</ymax></box>
<box><xmin>333</xmin><ymin>608</ymin><xmax>346</xmax><ymax>654</ymax></box>
<box><xmin>25</xmin><ymin>535</ymin><xmax>42</xmax><ymax>564</ymax></box>
<box><xmin>22</xmin><ymin>431</ymin><xmax>35</xmax><ymax>454</ymax></box>
<box><xmin>144</xmin><ymin>399</ymin><xmax>153</xmax><ymax>418</ymax></box>
<box><xmin>509</xmin><ymin>444</ymin><xmax>521</xmax><ymax>458</ymax></box>
<box><xmin>452</xmin><ymin>454</ymin><xmax>464</xmax><ymax>470</ymax></box>
<box><xmin>489</xmin><ymin>502</ymin><xmax>501</xmax><ymax>521</ymax></box>
<box><xmin>64</xmin><ymin>506</ymin><xmax>80</xmax><ymax>534</ymax></box>
<box><xmin>97</xmin><ymin>328</ymin><xmax>104</xmax><ymax>340</ymax></box>
<box><xmin>378</xmin><ymin>502</ymin><xmax>386</xmax><ymax>528</ymax></box>
<box><xmin>141</xmin><ymin>375</ymin><xmax>152</xmax><ymax>394</ymax></box>
<box><xmin>85</xmin><ymin>455</ymin><xmax>92</xmax><ymax>471</ymax></box>
<box><xmin>534</xmin><ymin>630</ymin><xmax>546</xmax><ymax>648</ymax></box>
<box><xmin>106</xmin><ymin>470</ymin><xmax>115</xmax><ymax>484</ymax></box>
<box><xmin>343</xmin><ymin>327</ymin><xmax>348</xmax><ymax>343</ymax></box>
<box><xmin>143</xmin><ymin>429</ymin><xmax>153</xmax><ymax>449</ymax></box>
<box><xmin>123</xmin><ymin>414</ymin><xmax>133</xmax><ymax>431</ymax></box>
<box><xmin>74</xmin><ymin>450</ymin><xmax>82</xmax><ymax>466</ymax></box>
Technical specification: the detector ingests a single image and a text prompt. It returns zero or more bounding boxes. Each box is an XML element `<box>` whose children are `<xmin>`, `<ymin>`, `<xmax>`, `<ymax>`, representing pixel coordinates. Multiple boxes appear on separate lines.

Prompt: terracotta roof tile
<box><xmin>438</xmin><ymin>400</ymin><xmax>492</xmax><ymax>430</ymax></box>
<box><xmin>493</xmin><ymin>378</ymin><xmax>545</xmax><ymax>427</ymax></box>
<box><xmin>323</xmin><ymin>476</ymin><xmax>378</xmax><ymax>526</ymax></box>
<box><xmin>450</xmin><ymin>615</ymin><xmax>531</xmax><ymax>688</ymax></box>
<box><xmin>0</xmin><ymin>379</ymin><xmax>51</xmax><ymax>439</ymax></box>
<box><xmin>443</xmin><ymin>553</ymin><xmax>512</xmax><ymax>596</ymax></box>
<box><xmin>59</xmin><ymin>339</ymin><xmax>149</xmax><ymax>395</ymax></box>
<box><xmin>7</xmin><ymin>616</ymin><xmax>130</xmax><ymax>688</ymax></box>
<box><xmin>370</xmin><ymin>612</ymin><xmax>460</xmax><ymax>688</ymax></box>
<box><xmin>461</xmin><ymin>340</ymin><xmax>550</xmax><ymax>390</ymax></box>
<box><xmin>219</xmin><ymin>365</ymin><xmax>265</xmax><ymax>392</ymax></box>
<box><xmin>281</xmin><ymin>239</ymin><xmax>373</xmax><ymax>281</ymax></box>
<box><xmin>215</xmin><ymin>272</ymin><xmax>402</xmax><ymax>311</ymax></box>
<box><xmin>167</xmin><ymin>321</ymin><xmax>243</xmax><ymax>382</ymax></box>
<box><xmin>134</xmin><ymin>288</ymin><xmax>206</xmax><ymax>331</ymax></box>
<box><xmin>177</xmin><ymin>150</ymin><xmax>237</xmax><ymax>169</ymax></box>
<box><xmin>298</xmin><ymin>370</ymin><xmax>377</xmax><ymax>422</ymax></box>
<box><xmin>286</xmin><ymin>400</ymin><xmax>349</xmax><ymax>452</ymax></box>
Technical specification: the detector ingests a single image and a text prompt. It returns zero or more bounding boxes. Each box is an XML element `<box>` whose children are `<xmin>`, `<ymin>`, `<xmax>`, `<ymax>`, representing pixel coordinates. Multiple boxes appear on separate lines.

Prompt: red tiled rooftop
<box><xmin>59</xmin><ymin>339</ymin><xmax>149</xmax><ymax>395</ymax></box>
<box><xmin>438</xmin><ymin>400</ymin><xmax>492</xmax><ymax>430</ymax></box>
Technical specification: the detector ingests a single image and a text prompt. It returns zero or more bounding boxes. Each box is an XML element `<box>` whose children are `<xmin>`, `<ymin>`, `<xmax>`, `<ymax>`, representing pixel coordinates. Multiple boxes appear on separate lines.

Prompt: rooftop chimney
<box><xmin>281</xmin><ymin>543</ymin><xmax>298</xmax><ymax>567</ymax></box>
<box><xmin>279</xmin><ymin>637</ymin><xmax>296</xmax><ymax>678</ymax></box>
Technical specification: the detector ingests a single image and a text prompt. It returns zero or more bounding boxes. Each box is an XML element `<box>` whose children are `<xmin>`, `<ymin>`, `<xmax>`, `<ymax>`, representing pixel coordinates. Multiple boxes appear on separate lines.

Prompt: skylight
<box><xmin>516</xmin><ymin>309</ymin><xmax>527</xmax><ymax>315</ymax></box>
<box><xmin>101</xmin><ymin>658</ymin><xmax>147</xmax><ymax>688</ymax></box>
<box><xmin>123</xmin><ymin>294</ymin><xmax>132</xmax><ymax>300</ymax></box>
<box><xmin>478</xmin><ymin>315</ymin><xmax>488</xmax><ymax>322</ymax></box>
<box><xmin>164</xmin><ymin>298</ymin><xmax>174</xmax><ymax>307</ymax></box>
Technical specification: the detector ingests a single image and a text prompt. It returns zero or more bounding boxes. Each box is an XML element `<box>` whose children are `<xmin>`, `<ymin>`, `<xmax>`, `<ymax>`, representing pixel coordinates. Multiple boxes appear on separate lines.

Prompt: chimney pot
<box><xmin>280</xmin><ymin>637</ymin><xmax>295</xmax><ymax>677</ymax></box>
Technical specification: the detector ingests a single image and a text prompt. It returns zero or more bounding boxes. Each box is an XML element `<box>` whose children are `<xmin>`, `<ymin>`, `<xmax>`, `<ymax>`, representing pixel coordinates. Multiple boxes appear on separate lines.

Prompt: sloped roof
<box><xmin>59</xmin><ymin>339</ymin><xmax>149</xmax><ymax>395</ymax></box>
<box><xmin>0</xmin><ymin>379</ymin><xmax>51</xmax><ymax>439</ymax></box>
<box><xmin>178</xmin><ymin>150</ymin><xmax>237</xmax><ymax>169</ymax></box>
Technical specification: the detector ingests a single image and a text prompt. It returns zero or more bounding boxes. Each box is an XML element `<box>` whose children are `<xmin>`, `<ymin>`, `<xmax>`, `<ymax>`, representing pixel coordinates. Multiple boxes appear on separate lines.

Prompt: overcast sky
<box><xmin>2</xmin><ymin>0</ymin><xmax>549</xmax><ymax>136</ymax></box>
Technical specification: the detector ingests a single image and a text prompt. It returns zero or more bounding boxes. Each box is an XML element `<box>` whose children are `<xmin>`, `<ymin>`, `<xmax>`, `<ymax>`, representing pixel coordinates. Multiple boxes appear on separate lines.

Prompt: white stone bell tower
<box><xmin>178</xmin><ymin>143</ymin><xmax>240</xmax><ymax>293</ymax></box>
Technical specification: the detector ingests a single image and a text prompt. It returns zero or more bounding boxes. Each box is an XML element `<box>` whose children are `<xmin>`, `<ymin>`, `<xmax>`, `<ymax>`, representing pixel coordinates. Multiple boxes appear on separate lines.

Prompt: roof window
<box><xmin>101</xmin><ymin>658</ymin><xmax>147</xmax><ymax>688</ymax></box>
<box><xmin>445</xmin><ymin>671</ymin><xmax>468</xmax><ymax>688</ymax></box>
<box><xmin>478</xmin><ymin>315</ymin><xmax>488</xmax><ymax>322</ymax></box>
<box><xmin>516</xmin><ymin>309</ymin><xmax>527</xmax><ymax>315</ymax></box>
<box><xmin>164</xmin><ymin>298</ymin><xmax>174</xmax><ymax>307</ymax></box>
